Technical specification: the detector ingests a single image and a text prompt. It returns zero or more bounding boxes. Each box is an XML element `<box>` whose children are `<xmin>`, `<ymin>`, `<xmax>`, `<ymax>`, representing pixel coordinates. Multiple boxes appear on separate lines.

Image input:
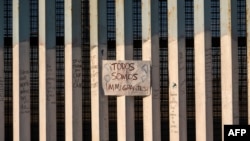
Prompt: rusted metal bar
<box><xmin>13</xmin><ymin>0</ymin><xmax>31</xmax><ymax>140</ymax></box>
<box><xmin>39</xmin><ymin>0</ymin><xmax>57</xmax><ymax>140</ymax></box>
<box><xmin>194</xmin><ymin>0</ymin><xmax>213</xmax><ymax>140</ymax></box>
<box><xmin>64</xmin><ymin>0</ymin><xmax>82</xmax><ymax>140</ymax></box>
<box><xmin>168</xmin><ymin>0</ymin><xmax>187</xmax><ymax>141</ymax></box>
<box><xmin>142</xmin><ymin>0</ymin><xmax>161</xmax><ymax>140</ymax></box>
<box><xmin>90</xmin><ymin>0</ymin><xmax>109</xmax><ymax>140</ymax></box>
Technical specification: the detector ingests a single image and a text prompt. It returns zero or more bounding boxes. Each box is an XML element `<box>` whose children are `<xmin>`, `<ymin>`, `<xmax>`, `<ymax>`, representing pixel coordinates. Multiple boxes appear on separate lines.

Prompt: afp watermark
<box><xmin>224</xmin><ymin>125</ymin><xmax>250</xmax><ymax>141</ymax></box>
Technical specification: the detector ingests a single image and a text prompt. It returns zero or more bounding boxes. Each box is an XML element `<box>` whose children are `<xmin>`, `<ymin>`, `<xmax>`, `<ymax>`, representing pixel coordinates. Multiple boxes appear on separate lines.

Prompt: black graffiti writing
<box><xmin>110</xmin><ymin>63</ymin><xmax>135</xmax><ymax>71</ymax></box>
<box><xmin>106</xmin><ymin>83</ymin><xmax>148</xmax><ymax>92</ymax></box>
<box><xmin>0</xmin><ymin>77</ymin><xmax>4</xmax><ymax>101</ymax></box>
<box><xmin>73</xmin><ymin>59</ymin><xmax>82</xmax><ymax>88</ymax></box>
<box><xmin>111</xmin><ymin>72</ymin><xmax>138</xmax><ymax>81</ymax></box>
<box><xmin>20</xmin><ymin>70</ymin><xmax>30</xmax><ymax>114</ymax></box>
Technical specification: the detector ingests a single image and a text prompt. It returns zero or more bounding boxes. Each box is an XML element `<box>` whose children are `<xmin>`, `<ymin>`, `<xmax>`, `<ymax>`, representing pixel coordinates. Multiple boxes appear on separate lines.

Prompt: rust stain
<box><xmin>39</xmin><ymin>43</ymin><xmax>45</xmax><ymax>46</ymax></box>
<box><xmin>228</xmin><ymin>7</ymin><xmax>232</xmax><ymax>32</ymax></box>
<box><xmin>143</xmin><ymin>39</ymin><xmax>149</xmax><ymax>43</ymax></box>
<box><xmin>168</xmin><ymin>6</ymin><xmax>176</xmax><ymax>17</ymax></box>
<box><xmin>91</xmin><ymin>45</ymin><xmax>98</xmax><ymax>50</ymax></box>
<box><xmin>115</xmin><ymin>0</ymin><xmax>120</xmax><ymax>2</ymax></box>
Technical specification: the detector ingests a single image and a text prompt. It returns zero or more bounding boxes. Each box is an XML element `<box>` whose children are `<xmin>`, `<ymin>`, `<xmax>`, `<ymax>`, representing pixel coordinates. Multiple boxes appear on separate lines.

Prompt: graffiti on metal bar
<box><xmin>0</xmin><ymin>77</ymin><xmax>4</xmax><ymax>101</ymax></box>
<box><xmin>73</xmin><ymin>59</ymin><xmax>82</xmax><ymax>88</ymax></box>
<box><xmin>170</xmin><ymin>93</ymin><xmax>178</xmax><ymax>134</ymax></box>
<box><xmin>46</xmin><ymin>64</ymin><xmax>56</xmax><ymax>104</ymax></box>
<box><xmin>20</xmin><ymin>69</ymin><xmax>30</xmax><ymax>114</ymax></box>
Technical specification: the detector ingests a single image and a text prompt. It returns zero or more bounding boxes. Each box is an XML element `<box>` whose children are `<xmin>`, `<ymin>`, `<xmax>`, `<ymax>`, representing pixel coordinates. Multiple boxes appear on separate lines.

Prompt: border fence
<box><xmin>0</xmin><ymin>0</ymin><xmax>249</xmax><ymax>141</ymax></box>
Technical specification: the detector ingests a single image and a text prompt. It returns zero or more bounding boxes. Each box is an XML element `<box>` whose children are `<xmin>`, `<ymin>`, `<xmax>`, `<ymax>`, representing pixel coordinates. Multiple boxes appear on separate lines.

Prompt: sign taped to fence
<box><xmin>102</xmin><ymin>60</ymin><xmax>151</xmax><ymax>96</ymax></box>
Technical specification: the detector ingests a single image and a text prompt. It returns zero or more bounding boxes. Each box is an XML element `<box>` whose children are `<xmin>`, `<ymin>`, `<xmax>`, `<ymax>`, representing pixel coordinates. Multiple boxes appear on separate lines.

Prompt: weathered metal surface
<box><xmin>115</xmin><ymin>0</ymin><xmax>135</xmax><ymax>140</ymax></box>
<box><xmin>246</xmin><ymin>0</ymin><xmax>250</xmax><ymax>125</ymax></box>
<box><xmin>194</xmin><ymin>0</ymin><xmax>213</xmax><ymax>141</ymax></box>
<box><xmin>64</xmin><ymin>0</ymin><xmax>82</xmax><ymax>141</ymax></box>
<box><xmin>90</xmin><ymin>0</ymin><xmax>109</xmax><ymax>140</ymax></box>
<box><xmin>0</xmin><ymin>0</ymin><xmax>4</xmax><ymax>139</ymax></box>
<box><xmin>45</xmin><ymin>49</ymin><xmax>57</xmax><ymax>139</ymax></box>
<box><xmin>103</xmin><ymin>60</ymin><xmax>150</xmax><ymax>96</ymax></box>
<box><xmin>168</xmin><ymin>0</ymin><xmax>187</xmax><ymax>141</ymax></box>
<box><xmin>220</xmin><ymin>0</ymin><xmax>239</xmax><ymax>140</ymax></box>
<box><xmin>39</xmin><ymin>0</ymin><xmax>57</xmax><ymax>140</ymax></box>
<box><xmin>13</xmin><ymin>0</ymin><xmax>31</xmax><ymax>141</ymax></box>
<box><xmin>142</xmin><ymin>0</ymin><xmax>161</xmax><ymax>140</ymax></box>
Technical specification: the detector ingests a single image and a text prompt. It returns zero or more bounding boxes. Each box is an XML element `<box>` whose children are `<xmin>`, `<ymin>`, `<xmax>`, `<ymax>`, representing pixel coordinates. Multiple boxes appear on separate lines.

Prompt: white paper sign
<box><xmin>102</xmin><ymin>60</ymin><xmax>151</xmax><ymax>96</ymax></box>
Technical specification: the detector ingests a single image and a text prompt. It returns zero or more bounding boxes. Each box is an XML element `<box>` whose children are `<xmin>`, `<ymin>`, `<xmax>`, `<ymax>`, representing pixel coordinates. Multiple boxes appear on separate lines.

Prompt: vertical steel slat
<box><xmin>13</xmin><ymin>0</ymin><xmax>31</xmax><ymax>140</ymax></box>
<box><xmin>90</xmin><ymin>0</ymin><xmax>109</xmax><ymax>140</ymax></box>
<box><xmin>142</xmin><ymin>0</ymin><xmax>161</xmax><ymax>140</ymax></box>
<box><xmin>39</xmin><ymin>0</ymin><xmax>57</xmax><ymax>140</ymax></box>
<box><xmin>0</xmin><ymin>0</ymin><xmax>4</xmax><ymax>140</ymax></box>
<box><xmin>194</xmin><ymin>0</ymin><xmax>213</xmax><ymax>141</ymax></box>
<box><xmin>65</xmin><ymin>0</ymin><xmax>82</xmax><ymax>140</ymax></box>
<box><xmin>168</xmin><ymin>0</ymin><xmax>187</xmax><ymax>141</ymax></box>
<box><xmin>246</xmin><ymin>0</ymin><xmax>250</xmax><ymax>125</ymax></box>
<box><xmin>220</xmin><ymin>0</ymin><xmax>239</xmax><ymax>140</ymax></box>
<box><xmin>116</xmin><ymin>0</ymin><xmax>135</xmax><ymax>141</ymax></box>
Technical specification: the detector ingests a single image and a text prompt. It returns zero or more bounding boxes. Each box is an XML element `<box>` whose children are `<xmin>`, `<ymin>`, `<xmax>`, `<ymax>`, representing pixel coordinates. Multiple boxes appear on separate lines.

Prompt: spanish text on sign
<box><xmin>102</xmin><ymin>60</ymin><xmax>151</xmax><ymax>96</ymax></box>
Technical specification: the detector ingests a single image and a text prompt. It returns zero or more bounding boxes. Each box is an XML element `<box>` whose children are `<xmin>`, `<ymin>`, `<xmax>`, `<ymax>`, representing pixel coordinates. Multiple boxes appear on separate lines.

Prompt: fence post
<box><xmin>194</xmin><ymin>0</ymin><xmax>213</xmax><ymax>141</ymax></box>
<box><xmin>247</xmin><ymin>0</ymin><xmax>250</xmax><ymax>125</ymax></box>
<box><xmin>64</xmin><ymin>0</ymin><xmax>83</xmax><ymax>140</ymax></box>
<box><xmin>220</xmin><ymin>0</ymin><xmax>239</xmax><ymax>140</ymax></box>
<box><xmin>39</xmin><ymin>0</ymin><xmax>57</xmax><ymax>140</ymax></box>
<box><xmin>116</xmin><ymin>0</ymin><xmax>135</xmax><ymax>141</ymax></box>
<box><xmin>13</xmin><ymin>0</ymin><xmax>31</xmax><ymax>140</ymax></box>
<box><xmin>90</xmin><ymin>0</ymin><xmax>109</xmax><ymax>140</ymax></box>
<box><xmin>142</xmin><ymin>0</ymin><xmax>161</xmax><ymax>140</ymax></box>
<box><xmin>0</xmin><ymin>0</ymin><xmax>4</xmax><ymax>140</ymax></box>
<box><xmin>168</xmin><ymin>0</ymin><xmax>187</xmax><ymax>141</ymax></box>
